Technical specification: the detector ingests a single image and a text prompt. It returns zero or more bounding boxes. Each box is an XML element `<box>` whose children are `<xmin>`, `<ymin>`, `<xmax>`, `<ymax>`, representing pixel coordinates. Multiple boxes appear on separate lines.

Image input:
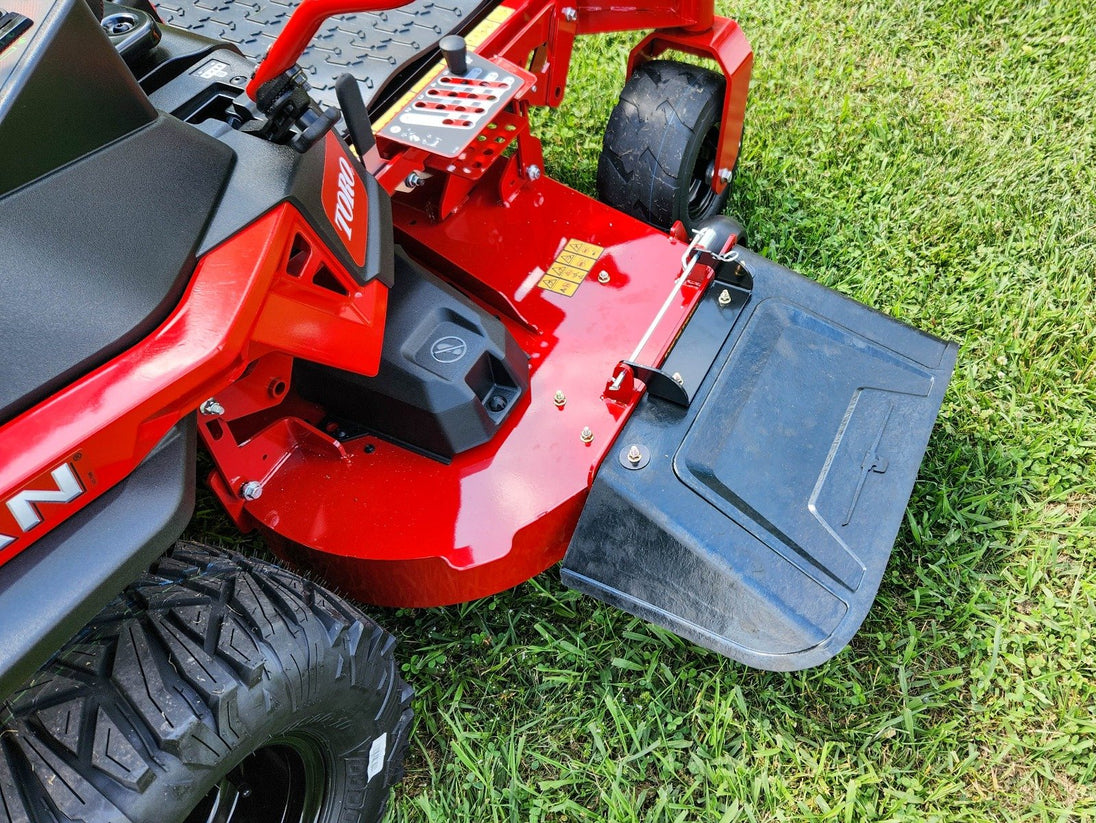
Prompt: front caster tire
<box><xmin>0</xmin><ymin>542</ymin><xmax>413</xmax><ymax>823</ymax></box>
<box><xmin>597</xmin><ymin>59</ymin><xmax>733</xmax><ymax>234</ymax></box>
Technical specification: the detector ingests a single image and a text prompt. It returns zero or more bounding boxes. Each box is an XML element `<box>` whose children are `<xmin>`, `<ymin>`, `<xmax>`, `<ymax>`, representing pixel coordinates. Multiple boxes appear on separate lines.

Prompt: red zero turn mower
<box><xmin>0</xmin><ymin>0</ymin><xmax>956</xmax><ymax>819</ymax></box>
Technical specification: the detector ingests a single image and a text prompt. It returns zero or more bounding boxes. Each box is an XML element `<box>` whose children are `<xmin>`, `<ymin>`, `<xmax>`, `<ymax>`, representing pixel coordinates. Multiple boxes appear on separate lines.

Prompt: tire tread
<box><xmin>0</xmin><ymin>542</ymin><xmax>412</xmax><ymax>823</ymax></box>
<box><xmin>597</xmin><ymin>59</ymin><xmax>729</xmax><ymax>231</ymax></box>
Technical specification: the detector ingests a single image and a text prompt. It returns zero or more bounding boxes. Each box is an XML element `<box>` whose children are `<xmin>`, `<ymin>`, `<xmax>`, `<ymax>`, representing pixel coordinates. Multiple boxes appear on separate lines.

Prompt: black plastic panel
<box><xmin>0</xmin><ymin>115</ymin><xmax>234</xmax><ymax>424</ymax></box>
<box><xmin>0</xmin><ymin>418</ymin><xmax>195</xmax><ymax>702</ymax></box>
<box><xmin>294</xmin><ymin>250</ymin><xmax>528</xmax><ymax>459</ymax></box>
<box><xmin>155</xmin><ymin>0</ymin><xmax>496</xmax><ymax>112</ymax></box>
<box><xmin>0</xmin><ymin>0</ymin><xmax>156</xmax><ymax>195</ymax></box>
<box><xmin>562</xmin><ymin>248</ymin><xmax>957</xmax><ymax>671</ymax></box>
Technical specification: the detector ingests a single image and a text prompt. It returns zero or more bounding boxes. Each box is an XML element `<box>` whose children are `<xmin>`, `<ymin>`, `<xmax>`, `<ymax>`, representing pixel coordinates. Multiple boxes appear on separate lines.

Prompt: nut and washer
<box><xmin>619</xmin><ymin>443</ymin><xmax>651</xmax><ymax>470</ymax></box>
<box><xmin>718</xmin><ymin>288</ymin><xmax>732</xmax><ymax>307</ymax></box>
<box><xmin>580</xmin><ymin>426</ymin><xmax>594</xmax><ymax>443</ymax></box>
<box><xmin>240</xmin><ymin>481</ymin><xmax>263</xmax><ymax>501</ymax></box>
<box><xmin>200</xmin><ymin>398</ymin><xmax>224</xmax><ymax>416</ymax></box>
<box><xmin>525</xmin><ymin>164</ymin><xmax>542</xmax><ymax>181</ymax></box>
<box><xmin>562</xmin><ymin>6</ymin><xmax>577</xmax><ymax>21</ymax></box>
<box><xmin>718</xmin><ymin>168</ymin><xmax>734</xmax><ymax>184</ymax></box>
<box><xmin>597</xmin><ymin>271</ymin><xmax>610</xmax><ymax>284</ymax></box>
<box><xmin>553</xmin><ymin>390</ymin><xmax>567</xmax><ymax>407</ymax></box>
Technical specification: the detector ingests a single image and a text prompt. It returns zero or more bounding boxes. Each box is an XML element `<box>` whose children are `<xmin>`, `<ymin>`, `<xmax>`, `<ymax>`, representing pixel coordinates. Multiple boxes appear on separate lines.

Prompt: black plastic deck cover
<box><xmin>155</xmin><ymin>0</ymin><xmax>496</xmax><ymax>112</ymax></box>
<box><xmin>0</xmin><ymin>115</ymin><xmax>234</xmax><ymax>424</ymax></box>
<box><xmin>562</xmin><ymin>248</ymin><xmax>957</xmax><ymax>671</ymax></box>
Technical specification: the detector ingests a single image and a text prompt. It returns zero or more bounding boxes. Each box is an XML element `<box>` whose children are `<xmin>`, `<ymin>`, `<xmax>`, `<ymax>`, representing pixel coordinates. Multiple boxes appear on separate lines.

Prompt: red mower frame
<box><xmin>0</xmin><ymin>0</ymin><xmax>752</xmax><ymax>607</ymax></box>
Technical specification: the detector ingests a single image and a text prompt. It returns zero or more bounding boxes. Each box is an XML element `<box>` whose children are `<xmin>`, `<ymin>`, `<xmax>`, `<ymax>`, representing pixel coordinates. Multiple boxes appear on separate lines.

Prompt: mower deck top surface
<box><xmin>156</xmin><ymin>0</ymin><xmax>498</xmax><ymax>111</ymax></box>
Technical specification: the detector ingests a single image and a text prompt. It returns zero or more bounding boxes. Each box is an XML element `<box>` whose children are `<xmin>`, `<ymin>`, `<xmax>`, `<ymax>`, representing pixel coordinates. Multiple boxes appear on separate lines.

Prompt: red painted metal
<box><xmin>247</xmin><ymin>0</ymin><xmax>408</xmax><ymax>98</ymax></box>
<box><xmin>573</xmin><ymin>0</ymin><xmax>713</xmax><ymax>35</ymax></box>
<box><xmin>1</xmin><ymin>0</ymin><xmax>749</xmax><ymax>609</ymax></box>
<box><xmin>225</xmin><ymin>164</ymin><xmax>716</xmax><ymax>607</ymax></box>
<box><xmin>0</xmin><ymin>202</ymin><xmax>387</xmax><ymax>563</ymax></box>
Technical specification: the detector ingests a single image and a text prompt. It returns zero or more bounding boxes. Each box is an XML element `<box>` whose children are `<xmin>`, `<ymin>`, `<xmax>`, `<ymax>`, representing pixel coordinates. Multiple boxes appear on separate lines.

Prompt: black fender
<box><xmin>0</xmin><ymin>417</ymin><xmax>195</xmax><ymax>700</ymax></box>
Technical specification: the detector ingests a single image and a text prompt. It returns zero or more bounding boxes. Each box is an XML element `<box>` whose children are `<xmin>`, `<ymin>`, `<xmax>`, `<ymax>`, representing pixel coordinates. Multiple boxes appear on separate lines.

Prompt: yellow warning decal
<box><xmin>374</xmin><ymin>7</ymin><xmax>516</xmax><ymax>131</ymax></box>
<box><xmin>538</xmin><ymin>276</ymin><xmax>581</xmax><ymax>297</ymax></box>
<box><xmin>547</xmin><ymin>261</ymin><xmax>588</xmax><ymax>283</ymax></box>
<box><xmin>563</xmin><ymin>239</ymin><xmax>604</xmax><ymax>259</ymax></box>
<box><xmin>537</xmin><ymin>239</ymin><xmax>604</xmax><ymax>297</ymax></box>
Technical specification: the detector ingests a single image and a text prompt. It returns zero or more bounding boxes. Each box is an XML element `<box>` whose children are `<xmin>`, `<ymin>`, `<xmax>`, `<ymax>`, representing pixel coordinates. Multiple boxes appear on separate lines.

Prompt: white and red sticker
<box><xmin>321</xmin><ymin>132</ymin><xmax>368</xmax><ymax>267</ymax></box>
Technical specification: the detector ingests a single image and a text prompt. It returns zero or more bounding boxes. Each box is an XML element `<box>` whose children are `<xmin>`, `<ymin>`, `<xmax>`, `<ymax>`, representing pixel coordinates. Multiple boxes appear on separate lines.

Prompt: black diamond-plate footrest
<box><xmin>154</xmin><ymin>0</ymin><xmax>497</xmax><ymax>111</ymax></box>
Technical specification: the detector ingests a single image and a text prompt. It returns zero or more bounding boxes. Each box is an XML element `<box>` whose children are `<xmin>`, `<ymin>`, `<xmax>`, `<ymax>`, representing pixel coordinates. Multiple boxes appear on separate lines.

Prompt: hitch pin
<box><xmin>626</xmin><ymin>228</ymin><xmax>718</xmax><ymax>367</ymax></box>
<box><xmin>609</xmin><ymin>229</ymin><xmax>739</xmax><ymax>394</ymax></box>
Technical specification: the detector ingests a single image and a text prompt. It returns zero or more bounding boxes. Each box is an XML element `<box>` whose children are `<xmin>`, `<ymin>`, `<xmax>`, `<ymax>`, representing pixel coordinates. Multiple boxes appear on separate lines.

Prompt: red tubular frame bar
<box><xmin>247</xmin><ymin>0</ymin><xmax>408</xmax><ymax>97</ymax></box>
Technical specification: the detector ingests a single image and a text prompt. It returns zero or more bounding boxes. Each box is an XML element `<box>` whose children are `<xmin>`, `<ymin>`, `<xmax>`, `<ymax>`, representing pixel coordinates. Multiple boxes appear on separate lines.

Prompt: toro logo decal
<box><xmin>0</xmin><ymin>460</ymin><xmax>86</xmax><ymax>551</ymax></box>
<box><xmin>321</xmin><ymin>132</ymin><xmax>368</xmax><ymax>267</ymax></box>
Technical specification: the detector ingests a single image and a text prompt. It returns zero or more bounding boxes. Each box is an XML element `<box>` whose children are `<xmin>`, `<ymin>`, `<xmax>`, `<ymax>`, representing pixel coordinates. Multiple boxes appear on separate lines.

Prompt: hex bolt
<box><xmin>200</xmin><ymin>398</ymin><xmax>224</xmax><ymax>416</ymax></box>
<box><xmin>626</xmin><ymin>445</ymin><xmax>643</xmax><ymax>465</ymax></box>
<box><xmin>597</xmin><ymin>271</ymin><xmax>610</xmax><ymax>284</ymax></box>
<box><xmin>562</xmin><ymin>6</ymin><xmax>577</xmax><ymax>21</ymax></box>
<box><xmin>718</xmin><ymin>168</ymin><xmax>733</xmax><ymax>184</ymax></box>
<box><xmin>405</xmin><ymin>171</ymin><xmax>426</xmax><ymax>188</ymax></box>
<box><xmin>525</xmin><ymin>164</ymin><xmax>542</xmax><ymax>181</ymax></box>
<box><xmin>580</xmin><ymin>426</ymin><xmax>594</xmax><ymax>443</ymax></box>
<box><xmin>672</xmin><ymin>372</ymin><xmax>685</xmax><ymax>386</ymax></box>
<box><xmin>718</xmin><ymin>288</ymin><xmax>732</xmax><ymax>307</ymax></box>
<box><xmin>240</xmin><ymin>481</ymin><xmax>263</xmax><ymax>501</ymax></box>
<box><xmin>487</xmin><ymin>394</ymin><xmax>508</xmax><ymax>413</ymax></box>
<box><xmin>553</xmin><ymin>390</ymin><xmax>567</xmax><ymax>407</ymax></box>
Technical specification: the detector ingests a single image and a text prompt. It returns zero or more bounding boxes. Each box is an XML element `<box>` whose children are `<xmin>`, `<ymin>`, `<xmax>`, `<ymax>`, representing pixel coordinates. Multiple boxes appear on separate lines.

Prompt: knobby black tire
<box><xmin>597</xmin><ymin>60</ymin><xmax>732</xmax><ymax>233</ymax></box>
<box><xmin>0</xmin><ymin>542</ymin><xmax>413</xmax><ymax>823</ymax></box>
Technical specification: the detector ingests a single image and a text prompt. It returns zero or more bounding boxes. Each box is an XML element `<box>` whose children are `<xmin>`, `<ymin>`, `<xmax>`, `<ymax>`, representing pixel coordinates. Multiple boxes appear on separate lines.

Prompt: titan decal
<box><xmin>0</xmin><ymin>462</ymin><xmax>85</xmax><ymax>550</ymax></box>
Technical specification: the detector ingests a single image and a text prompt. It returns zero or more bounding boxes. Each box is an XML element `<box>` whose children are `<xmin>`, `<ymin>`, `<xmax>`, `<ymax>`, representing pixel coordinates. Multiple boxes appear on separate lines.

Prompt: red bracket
<box><xmin>627</xmin><ymin>17</ymin><xmax>753</xmax><ymax>195</ymax></box>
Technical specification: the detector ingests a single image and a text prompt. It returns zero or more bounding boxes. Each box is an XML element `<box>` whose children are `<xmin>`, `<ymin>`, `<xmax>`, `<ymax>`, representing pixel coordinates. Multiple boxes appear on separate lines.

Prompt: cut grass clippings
<box><xmin>187</xmin><ymin>0</ymin><xmax>1096</xmax><ymax>819</ymax></box>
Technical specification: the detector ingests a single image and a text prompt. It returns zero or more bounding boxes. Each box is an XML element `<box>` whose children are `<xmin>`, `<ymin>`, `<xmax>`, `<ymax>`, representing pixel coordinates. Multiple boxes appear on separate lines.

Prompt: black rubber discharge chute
<box><xmin>562</xmin><ymin>247</ymin><xmax>957</xmax><ymax>671</ymax></box>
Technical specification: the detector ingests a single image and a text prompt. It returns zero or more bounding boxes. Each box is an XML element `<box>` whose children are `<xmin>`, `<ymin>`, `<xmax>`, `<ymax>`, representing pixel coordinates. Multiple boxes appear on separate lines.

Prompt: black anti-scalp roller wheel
<box><xmin>597</xmin><ymin>59</ymin><xmax>736</xmax><ymax>233</ymax></box>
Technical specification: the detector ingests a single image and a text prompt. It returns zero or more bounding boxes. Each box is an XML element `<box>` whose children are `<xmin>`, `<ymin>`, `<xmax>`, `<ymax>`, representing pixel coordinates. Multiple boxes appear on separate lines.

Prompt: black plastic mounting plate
<box><xmin>562</xmin><ymin>248</ymin><xmax>957</xmax><ymax>671</ymax></box>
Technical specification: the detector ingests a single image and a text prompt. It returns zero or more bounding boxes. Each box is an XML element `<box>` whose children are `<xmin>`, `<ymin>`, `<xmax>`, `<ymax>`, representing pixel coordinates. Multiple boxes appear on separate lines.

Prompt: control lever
<box><xmin>248</xmin><ymin>0</ymin><xmax>410</xmax><ymax>100</ymax></box>
<box><xmin>439</xmin><ymin>35</ymin><xmax>468</xmax><ymax>76</ymax></box>
<box><xmin>335</xmin><ymin>73</ymin><xmax>375</xmax><ymax>154</ymax></box>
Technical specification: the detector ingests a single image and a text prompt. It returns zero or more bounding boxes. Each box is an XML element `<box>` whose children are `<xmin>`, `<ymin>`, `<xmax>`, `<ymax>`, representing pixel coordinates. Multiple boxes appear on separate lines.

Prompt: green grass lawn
<box><xmin>194</xmin><ymin>0</ymin><xmax>1096</xmax><ymax>818</ymax></box>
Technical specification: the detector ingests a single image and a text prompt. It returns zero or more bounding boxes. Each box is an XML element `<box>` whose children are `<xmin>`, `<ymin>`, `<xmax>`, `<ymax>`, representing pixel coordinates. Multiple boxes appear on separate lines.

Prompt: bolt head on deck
<box><xmin>240</xmin><ymin>481</ymin><xmax>263</xmax><ymax>501</ymax></box>
<box><xmin>200</xmin><ymin>398</ymin><xmax>224</xmax><ymax>416</ymax></box>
